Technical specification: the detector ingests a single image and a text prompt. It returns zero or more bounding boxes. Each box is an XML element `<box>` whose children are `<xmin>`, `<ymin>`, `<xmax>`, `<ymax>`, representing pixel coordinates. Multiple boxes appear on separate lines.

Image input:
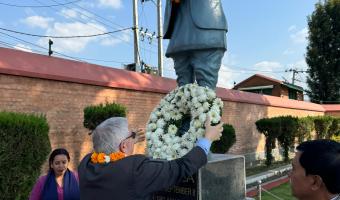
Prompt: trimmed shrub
<box><xmin>313</xmin><ymin>116</ymin><xmax>333</xmax><ymax>139</ymax></box>
<box><xmin>83</xmin><ymin>102</ymin><xmax>127</xmax><ymax>131</ymax></box>
<box><xmin>0</xmin><ymin>112</ymin><xmax>50</xmax><ymax>200</ymax></box>
<box><xmin>328</xmin><ymin>117</ymin><xmax>340</xmax><ymax>137</ymax></box>
<box><xmin>256</xmin><ymin>118</ymin><xmax>281</xmax><ymax>166</ymax></box>
<box><xmin>296</xmin><ymin>117</ymin><xmax>314</xmax><ymax>143</ymax></box>
<box><xmin>211</xmin><ymin>124</ymin><xmax>236</xmax><ymax>154</ymax></box>
<box><xmin>256</xmin><ymin>116</ymin><xmax>298</xmax><ymax>165</ymax></box>
<box><xmin>276</xmin><ymin>116</ymin><xmax>298</xmax><ymax>162</ymax></box>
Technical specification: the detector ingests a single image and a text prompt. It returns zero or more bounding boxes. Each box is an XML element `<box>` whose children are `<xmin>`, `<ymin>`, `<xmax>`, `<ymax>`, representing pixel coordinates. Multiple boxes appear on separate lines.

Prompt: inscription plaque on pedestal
<box><xmin>152</xmin><ymin>154</ymin><xmax>246</xmax><ymax>200</ymax></box>
<box><xmin>152</xmin><ymin>174</ymin><xmax>198</xmax><ymax>200</ymax></box>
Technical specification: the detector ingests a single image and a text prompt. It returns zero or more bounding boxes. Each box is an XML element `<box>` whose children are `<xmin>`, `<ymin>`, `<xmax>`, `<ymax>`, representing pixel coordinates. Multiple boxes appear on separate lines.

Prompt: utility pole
<box><xmin>157</xmin><ymin>0</ymin><xmax>163</xmax><ymax>76</ymax></box>
<box><xmin>133</xmin><ymin>0</ymin><xmax>141</xmax><ymax>72</ymax></box>
<box><xmin>286</xmin><ymin>68</ymin><xmax>306</xmax><ymax>85</ymax></box>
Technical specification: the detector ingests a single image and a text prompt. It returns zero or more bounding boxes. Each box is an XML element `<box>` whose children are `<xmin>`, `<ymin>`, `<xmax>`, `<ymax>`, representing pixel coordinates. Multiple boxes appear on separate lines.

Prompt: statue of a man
<box><xmin>164</xmin><ymin>0</ymin><xmax>228</xmax><ymax>90</ymax></box>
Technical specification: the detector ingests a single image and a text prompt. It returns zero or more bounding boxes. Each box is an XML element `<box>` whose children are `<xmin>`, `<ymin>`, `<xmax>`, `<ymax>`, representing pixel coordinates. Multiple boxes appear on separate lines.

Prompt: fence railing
<box><xmin>256</xmin><ymin>180</ymin><xmax>285</xmax><ymax>200</ymax></box>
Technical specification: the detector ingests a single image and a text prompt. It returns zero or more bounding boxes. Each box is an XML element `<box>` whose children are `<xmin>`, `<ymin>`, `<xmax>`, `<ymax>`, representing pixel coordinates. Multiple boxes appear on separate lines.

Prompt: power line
<box><xmin>221</xmin><ymin>66</ymin><xmax>287</xmax><ymax>73</ymax></box>
<box><xmin>221</xmin><ymin>63</ymin><xmax>290</xmax><ymax>73</ymax></box>
<box><xmin>53</xmin><ymin>0</ymin><xmax>125</xmax><ymax>31</ymax></box>
<box><xmin>0</xmin><ymin>27</ymin><xmax>132</xmax><ymax>38</ymax></box>
<box><xmin>220</xmin><ymin>69</ymin><xmax>285</xmax><ymax>74</ymax></box>
<box><xmin>56</xmin><ymin>0</ymin><xmax>157</xmax><ymax>51</ymax></box>
<box><xmin>68</xmin><ymin>56</ymin><xmax>130</xmax><ymax>64</ymax></box>
<box><xmin>0</xmin><ymin>40</ymin><xmax>48</xmax><ymax>54</ymax></box>
<box><xmin>56</xmin><ymin>0</ymin><xmax>125</xmax><ymax>29</ymax></box>
<box><xmin>33</xmin><ymin>0</ymin><xmax>157</xmax><ymax>55</ymax></box>
<box><xmin>0</xmin><ymin>0</ymin><xmax>81</xmax><ymax>8</ymax></box>
<box><xmin>162</xmin><ymin>63</ymin><xmax>288</xmax><ymax>74</ymax></box>
<box><xmin>0</xmin><ymin>31</ymin><xmax>131</xmax><ymax>64</ymax></box>
<box><xmin>53</xmin><ymin>0</ymin><xmax>157</xmax><ymax>57</ymax></box>
<box><xmin>139</xmin><ymin>0</ymin><xmax>158</xmax><ymax>48</ymax></box>
<box><xmin>285</xmin><ymin>68</ymin><xmax>307</xmax><ymax>84</ymax></box>
<box><xmin>33</xmin><ymin>0</ymin><xmax>132</xmax><ymax>44</ymax></box>
<box><xmin>0</xmin><ymin>40</ymin><xmax>19</xmax><ymax>49</ymax></box>
<box><xmin>48</xmin><ymin>0</ymin><xmax>155</xmax><ymax>65</ymax></box>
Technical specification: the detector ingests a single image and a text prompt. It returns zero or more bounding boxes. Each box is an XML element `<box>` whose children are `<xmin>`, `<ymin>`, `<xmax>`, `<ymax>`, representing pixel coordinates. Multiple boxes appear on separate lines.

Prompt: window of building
<box><xmin>244</xmin><ymin>88</ymin><xmax>272</xmax><ymax>95</ymax></box>
<box><xmin>288</xmin><ymin>89</ymin><xmax>297</xmax><ymax>100</ymax></box>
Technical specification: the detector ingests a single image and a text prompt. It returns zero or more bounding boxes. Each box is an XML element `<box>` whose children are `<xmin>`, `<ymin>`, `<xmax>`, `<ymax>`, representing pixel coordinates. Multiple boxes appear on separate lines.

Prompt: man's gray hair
<box><xmin>92</xmin><ymin>117</ymin><xmax>130</xmax><ymax>154</ymax></box>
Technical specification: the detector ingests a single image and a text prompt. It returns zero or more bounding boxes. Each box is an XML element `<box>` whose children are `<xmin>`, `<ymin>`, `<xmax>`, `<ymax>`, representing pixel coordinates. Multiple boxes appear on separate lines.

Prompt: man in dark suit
<box><xmin>78</xmin><ymin>117</ymin><xmax>223</xmax><ymax>200</ymax></box>
<box><xmin>164</xmin><ymin>0</ymin><xmax>228</xmax><ymax>90</ymax></box>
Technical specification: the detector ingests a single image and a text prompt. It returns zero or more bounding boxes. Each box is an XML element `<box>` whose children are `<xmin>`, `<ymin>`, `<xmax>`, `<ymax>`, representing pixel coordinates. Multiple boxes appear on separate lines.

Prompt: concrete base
<box><xmin>152</xmin><ymin>153</ymin><xmax>246</xmax><ymax>200</ymax></box>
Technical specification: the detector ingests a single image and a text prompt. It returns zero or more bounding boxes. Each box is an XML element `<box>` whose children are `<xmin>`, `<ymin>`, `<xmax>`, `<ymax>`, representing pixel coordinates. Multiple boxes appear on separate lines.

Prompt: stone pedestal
<box><xmin>152</xmin><ymin>154</ymin><xmax>246</xmax><ymax>200</ymax></box>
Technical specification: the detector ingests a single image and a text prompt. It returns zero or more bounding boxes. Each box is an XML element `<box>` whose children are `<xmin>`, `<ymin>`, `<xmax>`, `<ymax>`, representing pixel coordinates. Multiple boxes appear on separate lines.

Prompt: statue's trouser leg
<box><xmin>171</xmin><ymin>53</ymin><xmax>194</xmax><ymax>135</ymax></box>
<box><xmin>191</xmin><ymin>49</ymin><xmax>225</xmax><ymax>90</ymax></box>
<box><xmin>171</xmin><ymin>53</ymin><xmax>194</xmax><ymax>87</ymax></box>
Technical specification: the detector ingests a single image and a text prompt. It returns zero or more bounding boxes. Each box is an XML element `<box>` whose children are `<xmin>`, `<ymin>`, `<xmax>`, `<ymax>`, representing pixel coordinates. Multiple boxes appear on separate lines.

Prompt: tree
<box><xmin>306</xmin><ymin>0</ymin><xmax>340</xmax><ymax>104</ymax></box>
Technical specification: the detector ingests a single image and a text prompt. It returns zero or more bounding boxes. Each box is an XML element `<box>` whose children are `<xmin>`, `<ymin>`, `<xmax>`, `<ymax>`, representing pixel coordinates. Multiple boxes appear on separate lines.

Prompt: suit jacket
<box><xmin>78</xmin><ymin>147</ymin><xmax>207</xmax><ymax>200</ymax></box>
<box><xmin>164</xmin><ymin>0</ymin><xmax>228</xmax><ymax>39</ymax></box>
<box><xmin>164</xmin><ymin>0</ymin><xmax>227</xmax><ymax>55</ymax></box>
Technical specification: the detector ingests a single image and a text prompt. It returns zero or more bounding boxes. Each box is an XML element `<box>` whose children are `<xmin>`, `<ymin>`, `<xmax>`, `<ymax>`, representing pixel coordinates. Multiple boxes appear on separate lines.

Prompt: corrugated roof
<box><xmin>282</xmin><ymin>82</ymin><xmax>304</xmax><ymax>92</ymax></box>
<box><xmin>233</xmin><ymin>74</ymin><xmax>282</xmax><ymax>88</ymax></box>
<box><xmin>234</xmin><ymin>74</ymin><xmax>304</xmax><ymax>92</ymax></box>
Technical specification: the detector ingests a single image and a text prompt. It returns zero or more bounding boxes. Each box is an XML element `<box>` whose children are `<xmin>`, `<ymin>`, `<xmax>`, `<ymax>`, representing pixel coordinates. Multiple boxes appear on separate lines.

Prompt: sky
<box><xmin>0</xmin><ymin>0</ymin><xmax>319</xmax><ymax>93</ymax></box>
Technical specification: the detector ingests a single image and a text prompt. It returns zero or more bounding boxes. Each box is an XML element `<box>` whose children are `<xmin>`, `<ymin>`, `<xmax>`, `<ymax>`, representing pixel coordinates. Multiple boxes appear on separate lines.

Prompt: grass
<box><xmin>256</xmin><ymin>183</ymin><xmax>296</xmax><ymax>200</ymax></box>
<box><xmin>246</xmin><ymin>160</ymin><xmax>291</xmax><ymax>177</ymax></box>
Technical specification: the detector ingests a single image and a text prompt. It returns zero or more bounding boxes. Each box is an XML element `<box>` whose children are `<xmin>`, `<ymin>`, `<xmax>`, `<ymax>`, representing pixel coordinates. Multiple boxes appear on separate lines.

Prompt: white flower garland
<box><xmin>146</xmin><ymin>83</ymin><xmax>223</xmax><ymax>160</ymax></box>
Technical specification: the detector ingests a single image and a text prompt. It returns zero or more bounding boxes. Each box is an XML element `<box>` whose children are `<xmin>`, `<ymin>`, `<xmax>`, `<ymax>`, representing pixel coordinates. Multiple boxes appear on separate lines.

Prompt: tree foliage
<box><xmin>306</xmin><ymin>0</ymin><xmax>340</xmax><ymax>103</ymax></box>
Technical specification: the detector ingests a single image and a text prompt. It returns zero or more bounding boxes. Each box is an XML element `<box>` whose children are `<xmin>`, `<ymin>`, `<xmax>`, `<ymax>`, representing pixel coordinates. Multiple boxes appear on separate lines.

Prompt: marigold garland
<box><xmin>91</xmin><ymin>151</ymin><xmax>125</xmax><ymax>164</ymax></box>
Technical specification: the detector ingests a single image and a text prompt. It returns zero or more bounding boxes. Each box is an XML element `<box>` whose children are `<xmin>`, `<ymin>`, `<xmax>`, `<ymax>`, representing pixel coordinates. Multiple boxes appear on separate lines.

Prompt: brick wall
<box><xmin>326</xmin><ymin>112</ymin><xmax>340</xmax><ymax>117</ymax></box>
<box><xmin>1</xmin><ymin>47</ymin><xmax>336</xmax><ymax>171</ymax></box>
<box><xmin>0</xmin><ymin>73</ymin><xmax>327</xmax><ymax>170</ymax></box>
<box><xmin>0</xmin><ymin>74</ymin><xmax>166</xmax><ymax>170</ymax></box>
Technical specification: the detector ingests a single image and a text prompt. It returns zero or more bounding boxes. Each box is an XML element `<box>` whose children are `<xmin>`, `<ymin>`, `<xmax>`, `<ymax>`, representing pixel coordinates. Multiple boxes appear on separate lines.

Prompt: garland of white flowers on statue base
<box><xmin>146</xmin><ymin>83</ymin><xmax>223</xmax><ymax>160</ymax></box>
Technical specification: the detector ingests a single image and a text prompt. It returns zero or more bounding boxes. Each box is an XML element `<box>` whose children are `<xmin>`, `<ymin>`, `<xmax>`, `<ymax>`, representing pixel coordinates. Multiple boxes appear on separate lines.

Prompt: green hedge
<box><xmin>328</xmin><ymin>117</ymin><xmax>340</xmax><ymax>137</ymax></box>
<box><xmin>256</xmin><ymin>117</ymin><xmax>282</xmax><ymax>166</ymax></box>
<box><xmin>312</xmin><ymin>116</ymin><xmax>334</xmax><ymax>139</ymax></box>
<box><xmin>83</xmin><ymin>102</ymin><xmax>127</xmax><ymax>131</ymax></box>
<box><xmin>256</xmin><ymin>115</ymin><xmax>340</xmax><ymax>166</ymax></box>
<box><xmin>276</xmin><ymin>116</ymin><xmax>298</xmax><ymax>162</ymax></box>
<box><xmin>211</xmin><ymin>124</ymin><xmax>236</xmax><ymax>154</ymax></box>
<box><xmin>0</xmin><ymin>112</ymin><xmax>50</xmax><ymax>200</ymax></box>
<box><xmin>296</xmin><ymin>117</ymin><xmax>314</xmax><ymax>143</ymax></box>
<box><xmin>256</xmin><ymin>116</ymin><xmax>298</xmax><ymax>165</ymax></box>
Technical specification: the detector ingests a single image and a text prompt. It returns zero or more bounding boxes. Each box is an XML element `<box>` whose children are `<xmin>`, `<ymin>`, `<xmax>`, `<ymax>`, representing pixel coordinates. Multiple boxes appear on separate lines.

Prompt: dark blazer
<box><xmin>164</xmin><ymin>0</ymin><xmax>228</xmax><ymax>39</ymax></box>
<box><xmin>78</xmin><ymin>147</ymin><xmax>207</xmax><ymax>200</ymax></box>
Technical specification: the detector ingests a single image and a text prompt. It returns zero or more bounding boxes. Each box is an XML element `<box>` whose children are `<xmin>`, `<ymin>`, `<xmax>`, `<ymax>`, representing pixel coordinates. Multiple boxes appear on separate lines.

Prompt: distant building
<box><xmin>233</xmin><ymin>74</ymin><xmax>304</xmax><ymax>101</ymax></box>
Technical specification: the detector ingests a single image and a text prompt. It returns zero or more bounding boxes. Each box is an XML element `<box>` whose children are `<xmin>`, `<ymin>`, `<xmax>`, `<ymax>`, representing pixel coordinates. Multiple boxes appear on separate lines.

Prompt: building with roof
<box><xmin>233</xmin><ymin>74</ymin><xmax>304</xmax><ymax>101</ymax></box>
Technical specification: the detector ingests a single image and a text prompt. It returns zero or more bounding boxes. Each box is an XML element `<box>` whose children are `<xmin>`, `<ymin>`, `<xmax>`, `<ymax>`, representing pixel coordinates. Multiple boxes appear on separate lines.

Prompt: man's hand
<box><xmin>134</xmin><ymin>128</ymin><xmax>145</xmax><ymax>143</ymax></box>
<box><xmin>204</xmin><ymin>116</ymin><xmax>223</xmax><ymax>142</ymax></box>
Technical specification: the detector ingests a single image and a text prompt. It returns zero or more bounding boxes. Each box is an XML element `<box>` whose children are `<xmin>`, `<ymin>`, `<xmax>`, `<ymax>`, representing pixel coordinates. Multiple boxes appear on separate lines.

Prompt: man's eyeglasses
<box><xmin>125</xmin><ymin>131</ymin><xmax>136</xmax><ymax>140</ymax></box>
